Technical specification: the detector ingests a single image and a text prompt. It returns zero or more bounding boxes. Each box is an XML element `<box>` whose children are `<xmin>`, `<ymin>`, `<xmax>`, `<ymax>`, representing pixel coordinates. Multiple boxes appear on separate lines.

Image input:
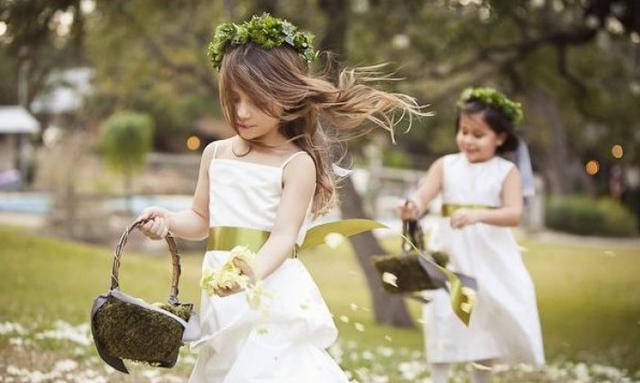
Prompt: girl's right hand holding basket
<box><xmin>137</xmin><ymin>206</ymin><xmax>171</xmax><ymax>240</ymax></box>
<box><xmin>396</xmin><ymin>199</ymin><xmax>420</xmax><ymax>221</ymax></box>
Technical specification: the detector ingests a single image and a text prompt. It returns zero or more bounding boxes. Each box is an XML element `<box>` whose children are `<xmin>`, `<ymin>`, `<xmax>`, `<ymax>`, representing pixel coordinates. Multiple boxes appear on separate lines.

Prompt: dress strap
<box><xmin>212</xmin><ymin>141</ymin><xmax>219</xmax><ymax>160</ymax></box>
<box><xmin>280</xmin><ymin>151</ymin><xmax>307</xmax><ymax>170</ymax></box>
<box><xmin>208</xmin><ymin>141</ymin><xmax>220</xmax><ymax>170</ymax></box>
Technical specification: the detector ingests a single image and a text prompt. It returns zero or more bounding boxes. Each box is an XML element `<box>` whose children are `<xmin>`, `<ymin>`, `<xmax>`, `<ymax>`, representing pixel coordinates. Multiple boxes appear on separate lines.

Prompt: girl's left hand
<box><xmin>214</xmin><ymin>257</ymin><xmax>257</xmax><ymax>297</ymax></box>
<box><xmin>450</xmin><ymin>209</ymin><xmax>481</xmax><ymax>229</ymax></box>
<box><xmin>214</xmin><ymin>284</ymin><xmax>242</xmax><ymax>297</ymax></box>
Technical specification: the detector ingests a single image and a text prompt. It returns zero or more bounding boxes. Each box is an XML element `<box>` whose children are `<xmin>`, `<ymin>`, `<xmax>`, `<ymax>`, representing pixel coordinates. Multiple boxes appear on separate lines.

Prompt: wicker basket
<box><xmin>372</xmin><ymin>220</ymin><xmax>451</xmax><ymax>294</ymax></box>
<box><xmin>90</xmin><ymin>219</ymin><xmax>198</xmax><ymax>374</ymax></box>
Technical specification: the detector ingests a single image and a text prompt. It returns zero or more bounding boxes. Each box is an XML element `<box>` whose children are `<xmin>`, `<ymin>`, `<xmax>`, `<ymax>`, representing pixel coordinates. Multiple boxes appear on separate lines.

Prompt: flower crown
<box><xmin>457</xmin><ymin>87</ymin><xmax>523</xmax><ymax>125</ymax></box>
<box><xmin>207</xmin><ymin>13</ymin><xmax>316</xmax><ymax>71</ymax></box>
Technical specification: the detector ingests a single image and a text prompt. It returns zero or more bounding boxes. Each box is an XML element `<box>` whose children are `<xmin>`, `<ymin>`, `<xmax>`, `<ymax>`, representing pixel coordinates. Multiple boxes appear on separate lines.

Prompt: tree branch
<box><xmin>428</xmin><ymin>26</ymin><xmax>597</xmax><ymax>79</ymax></box>
<box><xmin>112</xmin><ymin>4</ymin><xmax>218</xmax><ymax>98</ymax></box>
<box><xmin>555</xmin><ymin>44</ymin><xmax>588</xmax><ymax>96</ymax></box>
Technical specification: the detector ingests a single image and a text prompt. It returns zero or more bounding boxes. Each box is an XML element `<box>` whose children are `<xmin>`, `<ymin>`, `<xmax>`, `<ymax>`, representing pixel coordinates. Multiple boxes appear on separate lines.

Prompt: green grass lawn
<box><xmin>1</xmin><ymin>224</ymin><xmax>639</xmax><ymax>374</ymax></box>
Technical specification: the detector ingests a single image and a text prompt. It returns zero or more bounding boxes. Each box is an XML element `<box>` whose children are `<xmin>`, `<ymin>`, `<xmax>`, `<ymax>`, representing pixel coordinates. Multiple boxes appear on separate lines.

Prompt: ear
<box><xmin>497</xmin><ymin>132</ymin><xmax>507</xmax><ymax>146</ymax></box>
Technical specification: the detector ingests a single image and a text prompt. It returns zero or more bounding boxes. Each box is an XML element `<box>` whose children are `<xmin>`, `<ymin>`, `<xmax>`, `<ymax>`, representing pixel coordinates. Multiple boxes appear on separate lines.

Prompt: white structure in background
<box><xmin>4</xmin><ymin>67</ymin><xmax>93</xmax><ymax>188</ymax></box>
<box><xmin>0</xmin><ymin>106</ymin><xmax>41</xmax><ymax>188</ymax></box>
<box><xmin>31</xmin><ymin>67</ymin><xmax>94</xmax><ymax>115</ymax></box>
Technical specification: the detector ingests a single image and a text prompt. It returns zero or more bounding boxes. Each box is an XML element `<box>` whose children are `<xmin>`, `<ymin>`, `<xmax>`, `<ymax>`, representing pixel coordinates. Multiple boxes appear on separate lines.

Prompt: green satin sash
<box><xmin>207</xmin><ymin>219</ymin><xmax>475</xmax><ymax>325</ymax></box>
<box><xmin>441</xmin><ymin>203</ymin><xmax>493</xmax><ymax>217</ymax></box>
<box><xmin>208</xmin><ymin>226</ymin><xmax>279</xmax><ymax>254</ymax></box>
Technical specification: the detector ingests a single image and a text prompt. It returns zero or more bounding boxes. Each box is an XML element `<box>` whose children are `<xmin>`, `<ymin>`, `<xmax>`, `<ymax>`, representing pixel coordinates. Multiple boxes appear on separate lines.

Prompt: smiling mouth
<box><xmin>236</xmin><ymin>123</ymin><xmax>251</xmax><ymax>130</ymax></box>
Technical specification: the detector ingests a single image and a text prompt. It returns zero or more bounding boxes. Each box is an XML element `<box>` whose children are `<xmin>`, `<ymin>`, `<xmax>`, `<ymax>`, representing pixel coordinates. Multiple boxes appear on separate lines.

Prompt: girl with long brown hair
<box><xmin>137</xmin><ymin>13</ymin><xmax>425</xmax><ymax>382</ymax></box>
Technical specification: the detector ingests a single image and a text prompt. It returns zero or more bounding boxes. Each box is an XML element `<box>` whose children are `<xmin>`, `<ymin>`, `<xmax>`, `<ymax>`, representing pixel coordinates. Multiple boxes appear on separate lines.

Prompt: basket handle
<box><xmin>401</xmin><ymin>219</ymin><xmax>425</xmax><ymax>254</ymax></box>
<box><xmin>110</xmin><ymin>218</ymin><xmax>181</xmax><ymax>305</ymax></box>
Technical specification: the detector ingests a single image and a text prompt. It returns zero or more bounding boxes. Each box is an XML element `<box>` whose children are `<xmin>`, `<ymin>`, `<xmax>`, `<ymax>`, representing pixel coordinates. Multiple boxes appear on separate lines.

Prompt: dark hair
<box><xmin>455</xmin><ymin>100</ymin><xmax>519</xmax><ymax>153</ymax></box>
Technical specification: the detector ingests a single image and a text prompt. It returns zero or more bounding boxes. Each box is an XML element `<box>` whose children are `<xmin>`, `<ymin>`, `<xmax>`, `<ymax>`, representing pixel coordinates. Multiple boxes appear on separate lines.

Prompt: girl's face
<box><xmin>231</xmin><ymin>88</ymin><xmax>282</xmax><ymax>141</ymax></box>
<box><xmin>456</xmin><ymin>113</ymin><xmax>505</xmax><ymax>163</ymax></box>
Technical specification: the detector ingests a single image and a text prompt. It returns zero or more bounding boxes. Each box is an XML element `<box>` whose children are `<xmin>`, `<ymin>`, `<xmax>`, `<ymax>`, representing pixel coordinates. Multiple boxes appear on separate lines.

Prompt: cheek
<box><xmin>481</xmin><ymin>137</ymin><xmax>499</xmax><ymax>151</ymax></box>
<box><xmin>255</xmin><ymin>108</ymin><xmax>279</xmax><ymax>127</ymax></box>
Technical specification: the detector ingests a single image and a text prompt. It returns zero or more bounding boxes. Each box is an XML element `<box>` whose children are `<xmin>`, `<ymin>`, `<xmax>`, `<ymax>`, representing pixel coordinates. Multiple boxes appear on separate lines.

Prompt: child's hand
<box><xmin>450</xmin><ymin>209</ymin><xmax>481</xmax><ymax>229</ymax></box>
<box><xmin>137</xmin><ymin>206</ymin><xmax>171</xmax><ymax>240</ymax></box>
<box><xmin>214</xmin><ymin>283</ymin><xmax>243</xmax><ymax>297</ymax></box>
<box><xmin>396</xmin><ymin>199</ymin><xmax>420</xmax><ymax>221</ymax></box>
<box><xmin>232</xmin><ymin>256</ymin><xmax>257</xmax><ymax>284</ymax></box>
<box><xmin>214</xmin><ymin>257</ymin><xmax>256</xmax><ymax>297</ymax></box>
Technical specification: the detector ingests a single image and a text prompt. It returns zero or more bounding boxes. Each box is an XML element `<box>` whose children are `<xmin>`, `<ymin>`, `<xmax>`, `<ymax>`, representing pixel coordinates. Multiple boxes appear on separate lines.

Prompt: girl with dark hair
<box><xmin>397</xmin><ymin>87</ymin><xmax>544</xmax><ymax>383</ymax></box>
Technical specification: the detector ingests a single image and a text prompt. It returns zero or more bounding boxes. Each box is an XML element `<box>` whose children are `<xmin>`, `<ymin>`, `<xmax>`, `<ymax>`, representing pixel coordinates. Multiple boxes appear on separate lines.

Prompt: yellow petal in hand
<box><xmin>230</xmin><ymin>245</ymin><xmax>257</xmax><ymax>267</ymax></box>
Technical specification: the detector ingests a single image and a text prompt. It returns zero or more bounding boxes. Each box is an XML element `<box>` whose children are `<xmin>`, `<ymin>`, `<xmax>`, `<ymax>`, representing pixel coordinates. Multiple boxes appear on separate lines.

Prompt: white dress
<box><xmin>188</xmin><ymin>145</ymin><xmax>349</xmax><ymax>383</ymax></box>
<box><xmin>423</xmin><ymin>153</ymin><xmax>545</xmax><ymax>365</ymax></box>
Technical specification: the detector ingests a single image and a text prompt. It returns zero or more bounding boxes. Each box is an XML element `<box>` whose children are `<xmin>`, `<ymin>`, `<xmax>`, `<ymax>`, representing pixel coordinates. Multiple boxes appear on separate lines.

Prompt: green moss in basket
<box><xmin>156</xmin><ymin>302</ymin><xmax>193</xmax><ymax>321</ymax></box>
<box><xmin>93</xmin><ymin>298</ymin><xmax>193</xmax><ymax>367</ymax></box>
<box><xmin>372</xmin><ymin>255</ymin><xmax>439</xmax><ymax>293</ymax></box>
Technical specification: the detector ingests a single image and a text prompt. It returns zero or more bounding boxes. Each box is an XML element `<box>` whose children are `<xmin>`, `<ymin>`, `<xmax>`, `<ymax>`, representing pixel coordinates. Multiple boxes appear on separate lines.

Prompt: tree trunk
<box><xmin>338</xmin><ymin>177</ymin><xmax>414</xmax><ymax>327</ymax></box>
<box><xmin>318</xmin><ymin>0</ymin><xmax>348</xmax><ymax>55</ymax></box>
<box><xmin>528</xmin><ymin>88</ymin><xmax>576</xmax><ymax>195</ymax></box>
<box><xmin>319</xmin><ymin>0</ymin><xmax>413</xmax><ymax>327</ymax></box>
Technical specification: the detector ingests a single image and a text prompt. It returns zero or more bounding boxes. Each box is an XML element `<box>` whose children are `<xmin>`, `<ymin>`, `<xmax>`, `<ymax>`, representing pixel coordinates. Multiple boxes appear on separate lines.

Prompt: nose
<box><xmin>462</xmin><ymin>134</ymin><xmax>474</xmax><ymax>146</ymax></box>
<box><xmin>236</xmin><ymin>100</ymin><xmax>250</xmax><ymax>121</ymax></box>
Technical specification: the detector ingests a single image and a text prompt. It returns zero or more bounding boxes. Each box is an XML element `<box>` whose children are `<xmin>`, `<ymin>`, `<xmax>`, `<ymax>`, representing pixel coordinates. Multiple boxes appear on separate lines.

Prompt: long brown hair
<box><xmin>219</xmin><ymin>42</ymin><xmax>426</xmax><ymax>217</ymax></box>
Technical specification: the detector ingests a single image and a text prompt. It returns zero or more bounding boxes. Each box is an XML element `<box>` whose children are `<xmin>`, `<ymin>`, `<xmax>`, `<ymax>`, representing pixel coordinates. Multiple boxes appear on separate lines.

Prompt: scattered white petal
<box><xmin>324</xmin><ymin>232</ymin><xmax>345</xmax><ymax>249</ymax></box>
<box><xmin>54</xmin><ymin>359</ymin><xmax>78</xmax><ymax>372</ymax></box>
<box><xmin>472</xmin><ymin>362</ymin><xmax>493</xmax><ymax>371</ymax></box>
<box><xmin>382</xmin><ymin>272</ymin><xmax>398</xmax><ymax>287</ymax></box>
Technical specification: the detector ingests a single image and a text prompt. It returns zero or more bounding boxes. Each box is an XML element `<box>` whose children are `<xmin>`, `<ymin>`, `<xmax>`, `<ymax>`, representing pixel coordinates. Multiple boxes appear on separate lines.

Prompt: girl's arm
<box><xmin>253</xmin><ymin>153</ymin><xmax>317</xmax><ymax>280</ymax></box>
<box><xmin>450</xmin><ymin>166</ymin><xmax>523</xmax><ymax>228</ymax></box>
<box><xmin>137</xmin><ymin>142</ymin><xmax>214</xmax><ymax>241</ymax></box>
<box><xmin>397</xmin><ymin>158</ymin><xmax>444</xmax><ymax>219</ymax></box>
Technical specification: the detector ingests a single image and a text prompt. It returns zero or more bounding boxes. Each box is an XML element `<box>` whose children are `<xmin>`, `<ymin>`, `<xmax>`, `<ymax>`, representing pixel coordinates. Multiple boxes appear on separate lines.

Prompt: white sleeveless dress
<box><xmin>423</xmin><ymin>153</ymin><xmax>545</xmax><ymax>365</ymax></box>
<box><xmin>188</xmin><ymin>144</ymin><xmax>349</xmax><ymax>383</ymax></box>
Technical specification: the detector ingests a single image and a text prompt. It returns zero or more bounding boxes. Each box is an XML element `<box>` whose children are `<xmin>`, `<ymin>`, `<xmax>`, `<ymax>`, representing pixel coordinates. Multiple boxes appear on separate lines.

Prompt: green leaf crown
<box><xmin>457</xmin><ymin>87</ymin><xmax>523</xmax><ymax>125</ymax></box>
<box><xmin>207</xmin><ymin>13</ymin><xmax>316</xmax><ymax>71</ymax></box>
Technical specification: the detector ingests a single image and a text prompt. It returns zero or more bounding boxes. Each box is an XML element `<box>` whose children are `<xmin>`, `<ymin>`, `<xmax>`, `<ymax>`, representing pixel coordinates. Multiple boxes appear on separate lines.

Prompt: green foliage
<box><xmin>207</xmin><ymin>13</ymin><xmax>316</xmax><ymax>70</ymax></box>
<box><xmin>382</xmin><ymin>148</ymin><xmax>412</xmax><ymax>169</ymax></box>
<box><xmin>546</xmin><ymin>196</ymin><xmax>638</xmax><ymax>237</ymax></box>
<box><xmin>84</xmin><ymin>1</ymin><xmax>224</xmax><ymax>147</ymax></box>
<box><xmin>0</xmin><ymin>0</ymin><xmax>85</xmax><ymax>105</ymax></box>
<box><xmin>458</xmin><ymin>86</ymin><xmax>524</xmax><ymax>124</ymax></box>
<box><xmin>99</xmin><ymin>111</ymin><xmax>153</xmax><ymax>174</ymax></box>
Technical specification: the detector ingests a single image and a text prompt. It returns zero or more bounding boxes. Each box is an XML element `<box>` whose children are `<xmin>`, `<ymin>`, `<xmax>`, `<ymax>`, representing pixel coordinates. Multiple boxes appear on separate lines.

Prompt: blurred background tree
<box><xmin>0</xmin><ymin>0</ymin><xmax>86</xmax><ymax>107</ymax></box>
<box><xmin>99</xmin><ymin>111</ymin><xmax>153</xmax><ymax>211</ymax></box>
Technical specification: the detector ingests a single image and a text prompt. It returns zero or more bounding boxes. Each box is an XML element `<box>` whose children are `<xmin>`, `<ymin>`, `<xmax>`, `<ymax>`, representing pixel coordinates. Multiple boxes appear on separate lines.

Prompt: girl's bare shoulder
<box><xmin>204</xmin><ymin>137</ymin><xmax>238</xmax><ymax>157</ymax></box>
